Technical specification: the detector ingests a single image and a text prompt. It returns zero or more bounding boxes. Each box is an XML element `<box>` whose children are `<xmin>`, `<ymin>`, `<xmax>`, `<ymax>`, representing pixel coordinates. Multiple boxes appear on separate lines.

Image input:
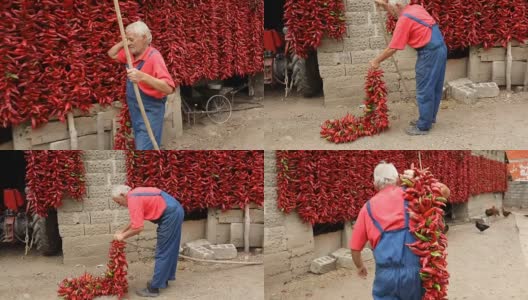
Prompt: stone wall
<box><xmin>504</xmin><ymin>181</ymin><xmax>528</xmax><ymax>209</ymax></box>
<box><xmin>468</xmin><ymin>43</ymin><xmax>528</xmax><ymax>85</ymax></box>
<box><xmin>206</xmin><ymin>204</ymin><xmax>264</xmax><ymax>248</ymax></box>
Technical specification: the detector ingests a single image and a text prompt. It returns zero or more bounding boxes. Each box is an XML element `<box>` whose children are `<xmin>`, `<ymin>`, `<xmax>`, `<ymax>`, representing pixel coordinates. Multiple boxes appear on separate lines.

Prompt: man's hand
<box><xmin>127</xmin><ymin>68</ymin><xmax>146</xmax><ymax>83</ymax></box>
<box><xmin>114</xmin><ymin>232</ymin><xmax>125</xmax><ymax>241</ymax></box>
<box><xmin>370</xmin><ymin>59</ymin><xmax>380</xmax><ymax>69</ymax></box>
<box><xmin>357</xmin><ymin>265</ymin><xmax>368</xmax><ymax>279</ymax></box>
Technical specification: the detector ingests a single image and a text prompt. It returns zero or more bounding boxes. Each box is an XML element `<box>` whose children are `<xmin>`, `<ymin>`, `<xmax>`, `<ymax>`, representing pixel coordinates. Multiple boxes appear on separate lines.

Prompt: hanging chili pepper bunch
<box><xmin>385</xmin><ymin>0</ymin><xmax>528</xmax><ymax>50</ymax></box>
<box><xmin>125</xmin><ymin>151</ymin><xmax>264</xmax><ymax>212</ymax></box>
<box><xmin>284</xmin><ymin>0</ymin><xmax>346</xmax><ymax>58</ymax></box>
<box><xmin>25</xmin><ymin>150</ymin><xmax>86</xmax><ymax>217</ymax></box>
<box><xmin>58</xmin><ymin>241</ymin><xmax>128</xmax><ymax>300</ymax></box>
<box><xmin>402</xmin><ymin>166</ymin><xmax>449</xmax><ymax>300</ymax></box>
<box><xmin>113</xmin><ymin>102</ymin><xmax>135</xmax><ymax>150</ymax></box>
<box><xmin>320</xmin><ymin>68</ymin><xmax>389</xmax><ymax>144</ymax></box>
<box><xmin>276</xmin><ymin>150</ymin><xmax>508</xmax><ymax>224</ymax></box>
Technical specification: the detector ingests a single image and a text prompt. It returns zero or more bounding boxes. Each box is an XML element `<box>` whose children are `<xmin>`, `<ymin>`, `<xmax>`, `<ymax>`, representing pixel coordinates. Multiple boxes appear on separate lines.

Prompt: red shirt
<box><xmin>349</xmin><ymin>186</ymin><xmax>406</xmax><ymax>251</ymax></box>
<box><xmin>117</xmin><ymin>46</ymin><xmax>175</xmax><ymax>99</ymax></box>
<box><xmin>127</xmin><ymin>187</ymin><xmax>167</xmax><ymax>229</ymax></box>
<box><xmin>389</xmin><ymin>5</ymin><xmax>435</xmax><ymax>50</ymax></box>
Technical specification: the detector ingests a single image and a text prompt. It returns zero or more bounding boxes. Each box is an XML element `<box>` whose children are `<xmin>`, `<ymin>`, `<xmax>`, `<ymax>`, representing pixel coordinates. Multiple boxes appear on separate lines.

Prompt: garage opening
<box><xmin>0</xmin><ymin>151</ymin><xmax>61</xmax><ymax>256</ymax></box>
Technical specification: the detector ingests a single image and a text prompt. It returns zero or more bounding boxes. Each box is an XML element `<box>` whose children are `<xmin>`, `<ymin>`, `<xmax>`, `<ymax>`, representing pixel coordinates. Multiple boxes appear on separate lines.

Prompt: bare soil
<box><xmin>0</xmin><ymin>246</ymin><xmax>263</xmax><ymax>300</ymax></box>
<box><xmin>263</xmin><ymin>89</ymin><xmax>528</xmax><ymax>150</ymax></box>
<box><xmin>266</xmin><ymin>216</ymin><xmax>528</xmax><ymax>300</ymax></box>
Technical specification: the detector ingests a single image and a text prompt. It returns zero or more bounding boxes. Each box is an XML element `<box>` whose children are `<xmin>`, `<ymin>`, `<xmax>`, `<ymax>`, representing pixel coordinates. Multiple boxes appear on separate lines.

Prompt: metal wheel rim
<box><xmin>206</xmin><ymin>95</ymin><xmax>232</xmax><ymax>124</ymax></box>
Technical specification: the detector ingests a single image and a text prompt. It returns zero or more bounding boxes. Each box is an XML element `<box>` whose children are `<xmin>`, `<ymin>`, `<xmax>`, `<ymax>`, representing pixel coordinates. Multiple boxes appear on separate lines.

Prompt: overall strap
<box><xmin>366</xmin><ymin>201</ymin><xmax>384</xmax><ymax>234</ymax></box>
<box><xmin>404</xmin><ymin>200</ymin><xmax>410</xmax><ymax>228</ymax></box>
<box><xmin>403</xmin><ymin>13</ymin><xmax>433</xmax><ymax>28</ymax></box>
<box><xmin>130</xmin><ymin>192</ymin><xmax>161</xmax><ymax>197</ymax></box>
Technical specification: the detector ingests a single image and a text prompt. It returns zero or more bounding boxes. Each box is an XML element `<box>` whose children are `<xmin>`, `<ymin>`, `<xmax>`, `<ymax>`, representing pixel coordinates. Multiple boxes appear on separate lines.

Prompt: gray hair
<box><xmin>373</xmin><ymin>162</ymin><xmax>399</xmax><ymax>190</ymax></box>
<box><xmin>389</xmin><ymin>0</ymin><xmax>409</xmax><ymax>5</ymax></box>
<box><xmin>126</xmin><ymin>21</ymin><xmax>152</xmax><ymax>44</ymax></box>
<box><xmin>112</xmin><ymin>185</ymin><xmax>132</xmax><ymax>198</ymax></box>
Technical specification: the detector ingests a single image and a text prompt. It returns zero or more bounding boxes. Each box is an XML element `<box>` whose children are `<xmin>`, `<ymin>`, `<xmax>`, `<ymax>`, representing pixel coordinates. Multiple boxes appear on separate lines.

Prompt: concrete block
<box><xmin>319</xmin><ymin>65</ymin><xmax>346</xmax><ymax>78</ymax></box>
<box><xmin>49</xmin><ymin>134</ymin><xmax>111</xmax><ymax>150</ymax></box>
<box><xmin>181</xmin><ymin>219</ymin><xmax>206</xmax><ymax>245</ymax></box>
<box><xmin>59</xmin><ymin>224</ymin><xmax>85</xmax><ymax>238</ymax></box>
<box><xmin>58</xmin><ymin>212</ymin><xmax>90</xmax><ymax>225</ymax></box>
<box><xmin>264</xmin><ymin>226</ymin><xmax>288</xmax><ymax>254</ymax></box>
<box><xmin>351</xmin><ymin>50</ymin><xmax>378</xmax><ymax>64</ymax></box>
<box><xmin>310</xmin><ymin>256</ymin><xmax>337</xmax><ymax>274</ymax></box>
<box><xmin>210</xmin><ymin>244</ymin><xmax>238</xmax><ymax>260</ymax></box>
<box><xmin>346</xmin><ymin>0</ymin><xmax>374</xmax><ymax>12</ymax></box>
<box><xmin>84</xmin><ymin>160</ymin><xmax>112</xmax><ymax>174</ymax></box>
<box><xmin>110</xmin><ymin>173</ymin><xmax>127</xmax><ymax>185</ymax></box>
<box><xmin>491</xmin><ymin>61</ymin><xmax>527</xmax><ymax>85</ymax></box>
<box><xmin>84</xmin><ymin>224</ymin><xmax>110</xmax><ymax>236</ymax></box>
<box><xmin>110</xmin><ymin>222</ymin><xmax>128</xmax><ymax>233</ymax></box>
<box><xmin>230</xmin><ymin>223</ymin><xmax>264</xmax><ymax>247</ymax></box>
<box><xmin>58</xmin><ymin>198</ymin><xmax>83</xmax><ymax>212</ymax></box>
<box><xmin>85</xmin><ymin>173</ymin><xmax>108</xmax><ymax>186</ymax></box>
<box><xmin>114</xmin><ymin>150</ymin><xmax>126</xmax><ymax>160</ymax></box>
<box><xmin>380</xmin><ymin>60</ymin><xmax>397</xmax><ymax>73</ymax></box>
<box><xmin>215</xmin><ymin>223</ymin><xmax>231</xmax><ymax>244</ymax></box>
<box><xmin>188</xmin><ymin>246</ymin><xmax>215</xmax><ymax>260</ymax></box>
<box><xmin>343</xmin><ymin>38</ymin><xmax>370</xmax><ymax>51</ymax></box>
<box><xmin>347</xmin><ymin>25</ymin><xmax>374</xmax><ymax>38</ymax></box>
<box><xmin>264</xmin><ymin>251</ymin><xmax>291</xmax><ymax>276</ymax></box>
<box><xmin>318</xmin><ymin>38</ymin><xmax>344</xmax><ymax>53</ymax></box>
<box><xmin>184</xmin><ymin>239</ymin><xmax>211</xmax><ymax>252</ymax></box>
<box><xmin>290</xmin><ymin>252</ymin><xmax>314</xmax><ymax>276</ymax></box>
<box><xmin>387</xmin><ymin>92</ymin><xmax>402</xmax><ymax>102</ymax></box>
<box><xmin>89</xmin><ymin>210</ymin><xmax>114</xmax><ymax>224</ymax></box>
<box><xmin>317</xmin><ymin>52</ymin><xmax>351</xmax><ymax>66</ymax></box>
<box><xmin>331</xmin><ymin>248</ymin><xmax>353</xmax><ymax>269</ymax></box>
<box><xmin>62</xmin><ymin>234</ymin><xmax>114</xmax><ymax>263</ymax></box>
<box><xmin>346</xmin><ymin>12</ymin><xmax>368</xmax><ymax>25</ymax></box>
<box><xmin>250</xmin><ymin>208</ymin><xmax>264</xmax><ymax>224</ymax></box>
<box><xmin>87</xmin><ymin>185</ymin><xmax>111</xmax><ymax>201</ymax></box>
<box><xmin>370</xmin><ymin>36</ymin><xmax>386</xmax><ymax>49</ymax></box>
<box><xmin>83</xmin><ymin>197</ymin><xmax>110</xmax><ymax>211</ymax></box>
<box><xmin>471</xmin><ymin>82</ymin><xmax>500</xmax><ymax>98</ymax></box>
<box><xmin>345</xmin><ymin>64</ymin><xmax>369</xmax><ymax>76</ymax></box>
<box><xmin>82</xmin><ymin>150</ymin><xmax>113</xmax><ymax>161</ymax></box>
<box><xmin>206</xmin><ymin>208</ymin><xmax>218</xmax><ymax>244</ymax></box>
<box><xmin>218</xmin><ymin>209</ymin><xmax>244</xmax><ymax>223</ymax></box>
<box><xmin>342</xmin><ymin>222</ymin><xmax>353</xmax><ymax>248</ymax></box>
<box><xmin>114</xmin><ymin>159</ymin><xmax>126</xmax><ymax>173</ymax></box>
<box><xmin>452</xmin><ymin>85</ymin><xmax>478</xmax><ymax>104</ymax></box>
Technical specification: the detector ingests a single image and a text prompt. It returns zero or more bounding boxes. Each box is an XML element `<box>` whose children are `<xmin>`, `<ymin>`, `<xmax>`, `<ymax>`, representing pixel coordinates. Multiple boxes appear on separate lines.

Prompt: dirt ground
<box><xmin>263</xmin><ymin>89</ymin><xmax>528</xmax><ymax>150</ymax></box>
<box><xmin>0</xmin><ymin>246</ymin><xmax>263</xmax><ymax>300</ymax></box>
<box><xmin>167</xmin><ymin>99</ymin><xmax>265</xmax><ymax>150</ymax></box>
<box><xmin>266</xmin><ymin>214</ymin><xmax>528</xmax><ymax>300</ymax></box>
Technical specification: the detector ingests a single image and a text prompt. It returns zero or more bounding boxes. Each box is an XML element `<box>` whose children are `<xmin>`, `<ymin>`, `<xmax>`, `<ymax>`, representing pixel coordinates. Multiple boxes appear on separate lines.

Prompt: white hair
<box><xmin>126</xmin><ymin>21</ymin><xmax>152</xmax><ymax>44</ymax></box>
<box><xmin>373</xmin><ymin>162</ymin><xmax>399</xmax><ymax>190</ymax></box>
<box><xmin>389</xmin><ymin>0</ymin><xmax>409</xmax><ymax>5</ymax></box>
<box><xmin>112</xmin><ymin>185</ymin><xmax>132</xmax><ymax>198</ymax></box>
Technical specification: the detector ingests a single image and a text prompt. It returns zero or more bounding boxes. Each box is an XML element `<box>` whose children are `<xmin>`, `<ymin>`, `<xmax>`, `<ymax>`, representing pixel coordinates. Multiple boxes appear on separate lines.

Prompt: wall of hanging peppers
<box><xmin>283</xmin><ymin>0</ymin><xmax>347</xmax><ymax>58</ymax></box>
<box><xmin>386</xmin><ymin>0</ymin><xmax>528</xmax><ymax>50</ymax></box>
<box><xmin>25</xmin><ymin>150</ymin><xmax>86</xmax><ymax>217</ymax></box>
<box><xmin>276</xmin><ymin>151</ymin><xmax>507</xmax><ymax>224</ymax></box>
<box><xmin>1</xmin><ymin>1</ymin><xmax>263</xmax><ymax>130</ymax></box>
<box><xmin>126</xmin><ymin>150</ymin><xmax>264</xmax><ymax>212</ymax></box>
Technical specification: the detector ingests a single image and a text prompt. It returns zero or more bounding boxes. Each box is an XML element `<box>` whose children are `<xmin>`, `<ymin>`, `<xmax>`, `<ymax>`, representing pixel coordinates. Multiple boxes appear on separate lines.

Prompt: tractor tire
<box><xmin>291</xmin><ymin>51</ymin><xmax>323</xmax><ymax>98</ymax></box>
<box><xmin>31</xmin><ymin>210</ymin><xmax>61</xmax><ymax>256</ymax></box>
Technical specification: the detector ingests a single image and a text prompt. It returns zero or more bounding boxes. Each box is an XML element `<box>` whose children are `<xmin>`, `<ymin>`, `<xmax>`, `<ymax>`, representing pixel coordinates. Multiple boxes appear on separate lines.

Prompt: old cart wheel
<box><xmin>206</xmin><ymin>95</ymin><xmax>232</xmax><ymax>124</ymax></box>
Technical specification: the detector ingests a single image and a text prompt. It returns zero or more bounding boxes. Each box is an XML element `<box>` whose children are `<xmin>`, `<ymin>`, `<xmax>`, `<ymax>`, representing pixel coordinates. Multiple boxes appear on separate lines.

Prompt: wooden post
<box><xmin>524</xmin><ymin>58</ymin><xmax>528</xmax><ymax>92</ymax></box>
<box><xmin>96</xmin><ymin>112</ymin><xmax>105</xmax><ymax>150</ymax></box>
<box><xmin>111</xmin><ymin>117</ymin><xmax>118</xmax><ymax>150</ymax></box>
<box><xmin>113</xmin><ymin>0</ymin><xmax>159</xmax><ymax>150</ymax></box>
<box><xmin>244</xmin><ymin>205</ymin><xmax>251</xmax><ymax>253</ymax></box>
<box><xmin>67</xmin><ymin>113</ymin><xmax>78</xmax><ymax>150</ymax></box>
<box><xmin>506</xmin><ymin>42</ymin><xmax>512</xmax><ymax>92</ymax></box>
<box><xmin>248</xmin><ymin>76</ymin><xmax>255</xmax><ymax>97</ymax></box>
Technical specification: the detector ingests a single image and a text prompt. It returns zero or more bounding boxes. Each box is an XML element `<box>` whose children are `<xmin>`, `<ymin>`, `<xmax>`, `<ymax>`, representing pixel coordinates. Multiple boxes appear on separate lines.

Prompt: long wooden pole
<box><xmin>506</xmin><ymin>42</ymin><xmax>512</xmax><ymax>92</ymax></box>
<box><xmin>244</xmin><ymin>205</ymin><xmax>251</xmax><ymax>253</ymax></box>
<box><xmin>113</xmin><ymin>0</ymin><xmax>159</xmax><ymax>150</ymax></box>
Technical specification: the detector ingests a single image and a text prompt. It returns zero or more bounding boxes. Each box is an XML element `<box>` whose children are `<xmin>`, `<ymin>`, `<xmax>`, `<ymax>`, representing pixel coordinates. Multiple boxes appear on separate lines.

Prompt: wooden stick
<box><xmin>506</xmin><ymin>42</ymin><xmax>512</xmax><ymax>92</ymax></box>
<box><xmin>524</xmin><ymin>57</ymin><xmax>528</xmax><ymax>92</ymax></box>
<box><xmin>66</xmin><ymin>113</ymin><xmax>78</xmax><ymax>150</ymax></box>
<box><xmin>244</xmin><ymin>205</ymin><xmax>250</xmax><ymax>253</ymax></box>
<box><xmin>96</xmin><ymin>112</ymin><xmax>105</xmax><ymax>150</ymax></box>
<box><xmin>113</xmin><ymin>0</ymin><xmax>159</xmax><ymax>150</ymax></box>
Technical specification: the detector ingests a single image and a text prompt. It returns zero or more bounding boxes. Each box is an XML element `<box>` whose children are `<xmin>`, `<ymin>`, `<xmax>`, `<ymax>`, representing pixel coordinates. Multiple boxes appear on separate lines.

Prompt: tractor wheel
<box><xmin>31</xmin><ymin>210</ymin><xmax>61</xmax><ymax>256</ymax></box>
<box><xmin>291</xmin><ymin>51</ymin><xmax>323</xmax><ymax>98</ymax></box>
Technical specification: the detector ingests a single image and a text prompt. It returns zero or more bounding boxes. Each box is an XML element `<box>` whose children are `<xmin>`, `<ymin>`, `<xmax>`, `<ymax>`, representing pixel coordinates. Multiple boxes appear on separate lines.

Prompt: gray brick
<box><xmin>343</xmin><ymin>37</ymin><xmax>370</xmax><ymax>51</ymax></box>
<box><xmin>452</xmin><ymin>85</ymin><xmax>477</xmax><ymax>104</ymax></box>
<box><xmin>370</xmin><ymin>36</ymin><xmax>386</xmax><ymax>49</ymax></box>
<box><xmin>347</xmin><ymin>0</ymin><xmax>374</xmax><ymax>12</ymax></box>
<box><xmin>318</xmin><ymin>38</ymin><xmax>344</xmax><ymax>53</ymax></box>
<box><xmin>218</xmin><ymin>209</ymin><xmax>244</xmax><ymax>223</ymax></box>
<box><xmin>317</xmin><ymin>52</ymin><xmax>352</xmax><ymax>66</ymax></box>
<box><xmin>85</xmin><ymin>173</ymin><xmax>108</xmax><ymax>186</ymax></box>
<box><xmin>346</xmin><ymin>12</ymin><xmax>368</xmax><ymax>25</ymax></box>
<box><xmin>114</xmin><ymin>160</ymin><xmax>127</xmax><ymax>173</ymax></box>
<box><xmin>471</xmin><ymin>82</ymin><xmax>500</xmax><ymax>98</ymax></box>
<box><xmin>90</xmin><ymin>210</ymin><xmax>114</xmax><ymax>224</ymax></box>
<box><xmin>380</xmin><ymin>60</ymin><xmax>397</xmax><ymax>72</ymax></box>
<box><xmin>345</xmin><ymin>63</ymin><xmax>369</xmax><ymax>76</ymax></box>
<box><xmin>387</xmin><ymin>81</ymin><xmax>400</xmax><ymax>93</ymax></box>
<box><xmin>319</xmin><ymin>65</ymin><xmax>346</xmax><ymax>78</ymax></box>
<box><xmin>87</xmin><ymin>185</ymin><xmax>111</xmax><ymax>199</ymax></box>
<box><xmin>58</xmin><ymin>212</ymin><xmax>90</xmax><ymax>225</ymax></box>
<box><xmin>347</xmin><ymin>25</ymin><xmax>375</xmax><ymax>38</ymax></box>
<box><xmin>210</xmin><ymin>244</ymin><xmax>237</xmax><ymax>260</ymax></box>
<box><xmin>250</xmin><ymin>208</ymin><xmax>264</xmax><ymax>224</ymax></box>
<box><xmin>188</xmin><ymin>246</ymin><xmax>214</xmax><ymax>260</ymax></box>
<box><xmin>82</xmin><ymin>150</ymin><xmax>113</xmax><ymax>161</ymax></box>
<box><xmin>58</xmin><ymin>198</ymin><xmax>83</xmax><ymax>212</ymax></box>
<box><xmin>351</xmin><ymin>50</ymin><xmax>379</xmax><ymax>64</ymax></box>
<box><xmin>59</xmin><ymin>224</ymin><xmax>85</xmax><ymax>237</ymax></box>
<box><xmin>310</xmin><ymin>256</ymin><xmax>337</xmax><ymax>274</ymax></box>
<box><xmin>84</xmin><ymin>160</ymin><xmax>112</xmax><ymax>174</ymax></box>
<box><xmin>264</xmin><ymin>251</ymin><xmax>292</xmax><ymax>277</ymax></box>
<box><xmin>110</xmin><ymin>173</ymin><xmax>127</xmax><ymax>185</ymax></box>
<box><xmin>83</xmin><ymin>197</ymin><xmax>109</xmax><ymax>211</ymax></box>
<box><xmin>114</xmin><ymin>150</ymin><xmax>126</xmax><ymax>160</ymax></box>
<box><xmin>84</xmin><ymin>224</ymin><xmax>110</xmax><ymax>236</ymax></box>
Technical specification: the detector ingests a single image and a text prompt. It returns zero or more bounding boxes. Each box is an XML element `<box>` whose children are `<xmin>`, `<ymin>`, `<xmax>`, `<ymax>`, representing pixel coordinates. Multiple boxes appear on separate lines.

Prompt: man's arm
<box><xmin>371</xmin><ymin>47</ymin><xmax>398</xmax><ymax>68</ymax></box>
<box><xmin>108</xmin><ymin>41</ymin><xmax>124</xmax><ymax>60</ymax></box>
<box><xmin>127</xmin><ymin>69</ymin><xmax>175</xmax><ymax>95</ymax></box>
<box><xmin>352</xmin><ymin>250</ymin><xmax>368</xmax><ymax>278</ymax></box>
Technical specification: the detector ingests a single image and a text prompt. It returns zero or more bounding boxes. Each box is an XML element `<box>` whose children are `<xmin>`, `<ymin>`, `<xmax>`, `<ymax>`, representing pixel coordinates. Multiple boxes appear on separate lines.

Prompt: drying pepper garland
<box><xmin>126</xmin><ymin>151</ymin><xmax>264</xmax><ymax>212</ymax></box>
<box><xmin>25</xmin><ymin>151</ymin><xmax>86</xmax><ymax>217</ymax></box>
<box><xmin>320</xmin><ymin>68</ymin><xmax>389</xmax><ymax>144</ymax></box>
<box><xmin>402</xmin><ymin>166</ymin><xmax>449</xmax><ymax>300</ymax></box>
<box><xmin>58</xmin><ymin>241</ymin><xmax>128</xmax><ymax>300</ymax></box>
<box><xmin>276</xmin><ymin>150</ymin><xmax>508</xmax><ymax>225</ymax></box>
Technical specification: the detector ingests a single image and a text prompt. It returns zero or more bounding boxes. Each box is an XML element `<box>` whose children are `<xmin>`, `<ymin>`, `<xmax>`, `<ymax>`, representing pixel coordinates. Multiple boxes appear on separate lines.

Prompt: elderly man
<box><xmin>108</xmin><ymin>21</ymin><xmax>175</xmax><ymax>150</ymax></box>
<box><xmin>371</xmin><ymin>0</ymin><xmax>447</xmax><ymax>136</ymax></box>
<box><xmin>112</xmin><ymin>185</ymin><xmax>184</xmax><ymax>298</ymax></box>
<box><xmin>349</xmin><ymin>162</ymin><xmax>450</xmax><ymax>300</ymax></box>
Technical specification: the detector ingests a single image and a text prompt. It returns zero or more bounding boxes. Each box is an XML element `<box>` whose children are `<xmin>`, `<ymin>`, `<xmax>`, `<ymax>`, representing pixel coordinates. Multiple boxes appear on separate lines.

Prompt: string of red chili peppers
<box><xmin>57</xmin><ymin>241</ymin><xmax>128</xmax><ymax>300</ymax></box>
<box><xmin>24</xmin><ymin>150</ymin><xmax>86</xmax><ymax>217</ymax></box>
<box><xmin>320</xmin><ymin>68</ymin><xmax>389</xmax><ymax>144</ymax></box>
